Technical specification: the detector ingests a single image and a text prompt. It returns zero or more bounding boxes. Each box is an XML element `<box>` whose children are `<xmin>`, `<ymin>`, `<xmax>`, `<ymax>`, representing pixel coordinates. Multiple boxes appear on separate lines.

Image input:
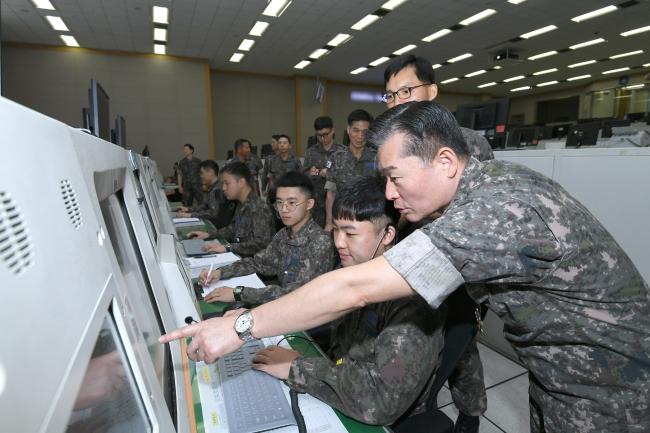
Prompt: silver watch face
<box><xmin>234</xmin><ymin>311</ymin><xmax>252</xmax><ymax>333</ymax></box>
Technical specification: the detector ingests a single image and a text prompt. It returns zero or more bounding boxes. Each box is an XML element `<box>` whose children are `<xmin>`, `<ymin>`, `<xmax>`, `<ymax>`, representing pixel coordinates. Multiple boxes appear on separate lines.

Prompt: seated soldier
<box><xmin>188</xmin><ymin>162</ymin><xmax>274</xmax><ymax>257</ymax></box>
<box><xmin>199</xmin><ymin>171</ymin><xmax>335</xmax><ymax>305</ymax></box>
<box><xmin>175</xmin><ymin>160</ymin><xmax>236</xmax><ymax>229</ymax></box>
<box><xmin>252</xmin><ymin>176</ymin><xmax>446</xmax><ymax>426</ymax></box>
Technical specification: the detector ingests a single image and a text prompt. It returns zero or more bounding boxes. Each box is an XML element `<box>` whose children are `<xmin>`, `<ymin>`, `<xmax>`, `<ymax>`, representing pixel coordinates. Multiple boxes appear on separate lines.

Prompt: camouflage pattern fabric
<box><xmin>189</xmin><ymin>180</ymin><xmax>235</xmax><ymax>229</ymax></box>
<box><xmin>460</xmin><ymin>127</ymin><xmax>494</xmax><ymax>162</ymax></box>
<box><xmin>178</xmin><ymin>156</ymin><xmax>203</xmax><ymax>205</ymax></box>
<box><xmin>447</xmin><ymin>338</ymin><xmax>487</xmax><ymax>416</ymax></box>
<box><xmin>302</xmin><ymin>142</ymin><xmax>345</xmax><ymax>227</ymax></box>
<box><xmin>265</xmin><ymin>154</ymin><xmax>303</xmax><ymax>191</ymax></box>
<box><xmin>325</xmin><ymin>146</ymin><xmax>378</xmax><ymax>193</ymax></box>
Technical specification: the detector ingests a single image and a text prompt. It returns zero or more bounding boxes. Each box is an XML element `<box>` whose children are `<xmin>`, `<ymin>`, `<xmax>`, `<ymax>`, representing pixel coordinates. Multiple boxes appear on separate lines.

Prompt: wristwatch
<box><xmin>233</xmin><ymin>285</ymin><xmax>244</xmax><ymax>302</ymax></box>
<box><xmin>225</xmin><ymin>244</ymin><xmax>233</xmax><ymax>252</ymax></box>
<box><xmin>233</xmin><ymin>310</ymin><xmax>256</xmax><ymax>342</ymax></box>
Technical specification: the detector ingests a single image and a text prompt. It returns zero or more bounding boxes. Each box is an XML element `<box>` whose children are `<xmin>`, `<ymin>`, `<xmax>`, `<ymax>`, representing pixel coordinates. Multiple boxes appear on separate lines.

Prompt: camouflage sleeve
<box><xmin>191</xmin><ymin>190</ymin><xmax>219</xmax><ymax>220</ymax></box>
<box><xmin>324</xmin><ymin>155</ymin><xmax>338</xmax><ymax>192</ymax></box>
<box><xmin>241</xmin><ymin>283</ymin><xmax>291</xmax><ymax>305</ymax></box>
<box><xmin>229</xmin><ymin>208</ymin><xmax>274</xmax><ymax>257</ymax></box>
<box><xmin>460</xmin><ymin>128</ymin><xmax>494</xmax><ymax>162</ymax></box>
<box><xmin>211</xmin><ymin>222</ymin><xmax>234</xmax><ymax>241</ymax></box>
<box><xmin>302</xmin><ymin>148</ymin><xmax>316</xmax><ymax>171</ymax></box>
<box><xmin>220</xmin><ymin>236</ymin><xmax>281</xmax><ymax>280</ymax></box>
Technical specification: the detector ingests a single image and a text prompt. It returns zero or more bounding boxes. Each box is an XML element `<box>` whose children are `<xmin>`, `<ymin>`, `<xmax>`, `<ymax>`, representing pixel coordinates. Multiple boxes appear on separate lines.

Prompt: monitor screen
<box><xmin>455</xmin><ymin>99</ymin><xmax>510</xmax><ymax>132</ymax></box>
<box><xmin>566</xmin><ymin>122</ymin><xmax>600</xmax><ymax>147</ymax></box>
<box><xmin>115</xmin><ymin>115</ymin><xmax>127</xmax><ymax>148</ymax></box>
<box><xmin>89</xmin><ymin>79</ymin><xmax>111</xmax><ymax>141</ymax></box>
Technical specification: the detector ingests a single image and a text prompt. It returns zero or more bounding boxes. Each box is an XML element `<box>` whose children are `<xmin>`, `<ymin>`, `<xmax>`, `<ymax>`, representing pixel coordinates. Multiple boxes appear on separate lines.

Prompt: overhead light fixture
<box><xmin>568</xmin><ymin>59</ymin><xmax>596</xmax><ymax>68</ymax></box>
<box><xmin>602</xmin><ymin>67</ymin><xmax>630</xmax><ymax>74</ymax></box>
<box><xmin>511</xmin><ymin>86</ymin><xmax>531</xmax><ymax>92</ymax></box>
<box><xmin>154</xmin><ymin>44</ymin><xmax>166</xmax><ymax>55</ymax></box>
<box><xmin>262</xmin><ymin>0</ymin><xmax>292</xmax><ymax>17</ymax></box>
<box><xmin>238</xmin><ymin>39</ymin><xmax>255</xmax><ymax>51</ymax></box>
<box><xmin>440</xmin><ymin>77</ymin><xmax>459</xmax><ymax>84</ymax></box>
<box><xmin>327</xmin><ymin>33</ymin><xmax>352</xmax><ymax>46</ymax></box>
<box><xmin>309</xmin><ymin>48</ymin><xmax>328</xmax><ymax>59</ymax></box>
<box><xmin>504</xmin><ymin>75</ymin><xmax>525</xmax><ymax>82</ymax></box>
<box><xmin>393</xmin><ymin>44</ymin><xmax>417</xmax><ymax>55</ymax></box>
<box><xmin>465</xmin><ymin>70</ymin><xmax>486</xmax><ymax>77</ymax></box>
<box><xmin>230</xmin><ymin>53</ymin><xmax>244</xmax><ymax>62</ymax></box>
<box><xmin>623</xmin><ymin>84</ymin><xmax>644</xmax><ymax>90</ymax></box>
<box><xmin>610</xmin><ymin>50</ymin><xmax>643</xmax><ymax>59</ymax></box>
<box><xmin>432</xmin><ymin>63</ymin><xmax>443</xmax><ymax>69</ymax></box>
<box><xmin>249</xmin><ymin>21</ymin><xmax>270</xmax><ymax>37</ymax></box>
<box><xmin>448</xmin><ymin>53</ymin><xmax>472</xmax><ymax>63</ymax></box>
<box><xmin>351</xmin><ymin>14</ymin><xmax>380</xmax><ymax>31</ymax></box>
<box><xmin>571</xmin><ymin>5</ymin><xmax>617</xmax><ymax>23</ymax></box>
<box><xmin>154</xmin><ymin>28</ymin><xmax>167</xmax><ymax>42</ymax></box>
<box><xmin>294</xmin><ymin>60</ymin><xmax>311</xmax><ymax>69</ymax></box>
<box><xmin>493</xmin><ymin>65</ymin><xmax>502</xmax><ymax>70</ymax></box>
<box><xmin>45</xmin><ymin>16</ymin><xmax>69</xmax><ymax>31</ymax></box>
<box><xmin>381</xmin><ymin>0</ymin><xmax>408</xmax><ymax>10</ymax></box>
<box><xmin>533</xmin><ymin>68</ymin><xmax>558</xmax><ymax>76</ymax></box>
<box><xmin>645</xmin><ymin>63</ymin><xmax>650</xmax><ymax>68</ymax></box>
<box><xmin>537</xmin><ymin>81</ymin><xmax>558</xmax><ymax>87</ymax></box>
<box><xmin>621</xmin><ymin>25</ymin><xmax>650</xmax><ymax>37</ymax></box>
<box><xmin>369</xmin><ymin>57</ymin><xmax>391</xmax><ymax>67</ymax></box>
<box><xmin>350</xmin><ymin>67</ymin><xmax>368</xmax><ymax>75</ymax></box>
<box><xmin>32</xmin><ymin>0</ymin><xmax>55</xmax><ymax>10</ymax></box>
<box><xmin>459</xmin><ymin>9</ymin><xmax>496</xmax><ymax>26</ymax></box>
<box><xmin>528</xmin><ymin>50</ymin><xmax>557</xmax><ymax>60</ymax></box>
<box><xmin>152</xmin><ymin>6</ymin><xmax>169</xmax><ymax>24</ymax></box>
<box><xmin>60</xmin><ymin>35</ymin><xmax>79</xmax><ymax>47</ymax></box>
<box><xmin>567</xmin><ymin>74</ymin><xmax>591</xmax><ymax>81</ymax></box>
<box><xmin>520</xmin><ymin>24</ymin><xmax>557</xmax><ymax>39</ymax></box>
<box><xmin>478</xmin><ymin>82</ymin><xmax>497</xmax><ymax>88</ymax></box>
<box><xmin>422</xmin><ymin>29</ymin><xmax>452</xmax><ymax>42</ymax></box>
<box><xmin>508</xmin><ymin>0</ymin><xmax>526</xmax><ymax>4</ymax></box>
<box><xmin>569</xmin><ymin>38</ymin><xmax>606</xmax><ymax>50</ymax></box>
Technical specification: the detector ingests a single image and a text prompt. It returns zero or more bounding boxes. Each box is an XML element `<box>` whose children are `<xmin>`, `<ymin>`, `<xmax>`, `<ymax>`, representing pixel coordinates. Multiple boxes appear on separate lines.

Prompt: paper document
<box><xmin>185</xmin><ymin>253</ymin><xmax>240</xmax><ymax>270</ymax></box>
<box><xmin>173</xmin><ymin>217</ymin><xmax>201</xmax><ymax>223</ymax></box>
<box><xmin>202</xmin><ymin>273</ymin><xmax>266</xmax><ymax>297</ymax></box>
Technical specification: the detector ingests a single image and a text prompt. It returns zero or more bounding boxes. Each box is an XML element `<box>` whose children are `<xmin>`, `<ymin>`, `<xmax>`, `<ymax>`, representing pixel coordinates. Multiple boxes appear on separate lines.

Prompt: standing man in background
<box><xmin>177</xmin><ymin>143</ymin><xmax>203</xmax><ymax>206</ymax></box>
<box><xmin>261</xmin><ymin>134</ymin><xmax>281</xmax><ymax>195</ymax></box>
<box><xmin>230</xmin><ymin>138</ymin><xmax>263</xmax><ymax>194</ymax></box>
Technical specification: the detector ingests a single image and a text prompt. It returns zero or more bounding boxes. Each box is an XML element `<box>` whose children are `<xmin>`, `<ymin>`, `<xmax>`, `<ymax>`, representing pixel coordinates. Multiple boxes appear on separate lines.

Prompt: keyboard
<box><xmin>218</xmin><ymin>340</ymin><xmax>295</xmax><ymax>433</ymax></box>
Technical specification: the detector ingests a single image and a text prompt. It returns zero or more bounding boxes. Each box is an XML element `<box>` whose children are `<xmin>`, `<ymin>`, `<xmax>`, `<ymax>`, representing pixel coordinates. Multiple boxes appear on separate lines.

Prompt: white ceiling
<box><xmin>2</xmin><ymin>0</ymin><xmax>650</xmax><ymax>97</ymax></box>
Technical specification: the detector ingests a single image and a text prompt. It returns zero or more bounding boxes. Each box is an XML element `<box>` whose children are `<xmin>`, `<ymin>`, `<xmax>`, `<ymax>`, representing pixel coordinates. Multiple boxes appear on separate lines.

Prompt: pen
<box><xmin>204</xmin><ymin>263</ymin><xmax>214</xmax><ymax>289</ymax></box>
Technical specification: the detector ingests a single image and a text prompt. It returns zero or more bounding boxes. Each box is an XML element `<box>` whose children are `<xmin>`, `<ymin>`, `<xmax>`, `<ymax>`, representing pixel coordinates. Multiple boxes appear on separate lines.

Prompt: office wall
<box><xmin>1</xmin><ymin>44</ymin><xmax>212</xmax><ymax>177</ymax></box>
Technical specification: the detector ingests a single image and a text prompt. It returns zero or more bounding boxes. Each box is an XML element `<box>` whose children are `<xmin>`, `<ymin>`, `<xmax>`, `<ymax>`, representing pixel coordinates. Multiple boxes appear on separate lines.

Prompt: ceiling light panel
<box><xmin>465</xmin><ymin>70</ymin><xmax>487</xmax><ymax>77</ymax></box>
<box><xmin>309</xmin><ymin>48</ymin><xmax>328</xmax><ymax>59</ymax></box>
<box><xmin>422</xmin><ymin>29</ymin><xmax>452</xmax><ymax>42</ymax></box>
<box><xmin>504</xmin><ymin>75</ymin><xmax>525</xmax><ymax>82</ymax></box>
<box><xmin>602</xmin><ymin>67</ymin><xmax>630</xmax><ymax>74</ymax></box>
<box><xmin>230</xmin><ymin>53</ymin><xmax>244</xmax><ymax>62</ymax></box>
<box><xmin>478</xmin><ymin>82</ymin><xmax>497</xmax><ymax>88</ymax></box>
<box><xmin>511</xmin><ymin>86</ymin><xmax>531</xmax><ymax>92</ymax></box>
<box><xmin>567</xmin><ymin>74</ymin><xmax>591</xmax><ymax>81</ymax></box>
<box><xmin>621</xmin><ymin>25</ymin><xmax>650</xmax><ymax>37</ymax></box>
<box><xmin>508</xmin><ymin>0</ymin><xmax>526</xmax><ymax>4</ymax></box>
<box><xmin>32</xmin><ymin>0</ymin><xmax>55</xmax><ymax>10</ymax></box>
<box><xmin>609</xmin><ymin>50</ymin><xmax>643</xmax><ymax>59</ymax></box>
<box><xmin>351</xmin><ymin>14</ymin><xmax>380</xmax><ymax>31</ymax></box>
<box><xmin>152</xmin><ymin>6</ymin><xmax>168</xmax><ymax>24</ymax></box>
<box><xmin>528</xmin><ymin>51</ymin><xmax>557</xmax><ymax>60</ymax></box>
<box><xmin>459</xmin><ymin>9</ymin><xmax>497</xmax><ymax>26</ymax></box>
<box><xmin>537</xmin><ymin>81</ymin><xmax>558</xmax><ymax>87</ymax></box>
<box><xmin>448</xmin><ymin>53</ymin><xmax>472</xmax><ymax>63</ymax></box>
<box><xmin>441</xmin><ymin>77</ymin><xmax>459</xmax><ymax>84</ymax></box>
<box><xmin>154</xmin><ymin>28</ymin><xmax>167</xmax><ymax>42</ymax></box>
<box><xmin>381</xmin><ymin>0</ymin><xmax>408</xmax><ymax>10</ymax></box>
<box><xmin>520</xmin><ymin>25</ymin><xmax>557</xmax><ymax>39</ymax></box>
<box><xmin>350</xmin><ymin>67</ymin><xmax>368</xmax><ymax>75</ymax></box>
<box><xmin>432</xmin><ymin>64</ymin><xmax>443</xmax><ymax>69</ymax></box>
<box><xmin>60</xmin><ymin>35</ymin><xmax>79</xmax><ymax>47</ymax></box>
<box><xmin>263</xmin><ymin>0</ymin><xmax>292</xmax><ymax>17</ymax></box>
<box><xmin>568</xmin><ymin>60</ymin><xmax>596</xmax><ymax>68</ymax></box>
<box><xmin>571</xmin><ymin>5</ymin><xmax>617</xmax><ymax>22</ymax></box>
<box><xmin>569</xmin><ymin>38</ymin><xmax>606</xmax><ymax>50</ymax></box>
<box><xmin>239</xmin><ymin>39</ymin><xmax>255</xmax><ymax>51</ymax></box>
<box><xmin>45</xmin><ymin>16</ymin><xmax>69</xmax><ymax>31</ymax></box>
<box><xmin>533</xmin><ymin>68</ymin><xmax>558</xmax><ymax>75</ymax></box>
<box><xmin>369</xmin><ymin>57</ymin><xmax>391</xmax><ymax>67</ymax></box>
<box><xmin>327</xmin><ymin>34</ymin><xmax>352</xmax><ymax>46</ymax></box>
<box><xmin>393</xmin><ymin>44</ymin><xmax>417</xmax><ymax>55</ymax></box>
<box><xmin>294</xmin><ymin>60</ymin><xmax>311</xmax><ymax>69</ymax></box>
<box><xmin>154</xmin><ymin>44</ymin><xmax>166</xmax><ymax>55</ymax></box>
<box><xmin>249</xmin><ymin>21</ymin><xmax>269</xmax><ymax>37</ymax></box>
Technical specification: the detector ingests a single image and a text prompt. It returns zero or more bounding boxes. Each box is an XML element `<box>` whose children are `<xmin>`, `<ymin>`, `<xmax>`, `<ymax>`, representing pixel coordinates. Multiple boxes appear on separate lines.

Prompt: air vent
<box><xmin>0</xmin><ymin>191</ymin><xmax>33</xmax><ymax>275</ymax></box>
<box><xmin>60</xmin><ymin>180</ymin><xmax>83</xmax><ymax>229</ymax></box>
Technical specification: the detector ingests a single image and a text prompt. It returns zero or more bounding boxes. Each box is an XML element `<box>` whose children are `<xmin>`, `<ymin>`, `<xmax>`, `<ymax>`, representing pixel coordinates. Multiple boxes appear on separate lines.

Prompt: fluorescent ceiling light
<box><xmin>60</xmin><ymin>35</ymin><xmax>79</xmax><ymax>47</ymax></box>
<box><xmin>32</xmin><ymin>0</ymin><xmax>55</xmax><ymax>10</ymax></box>
<box><xmin>393</xmin><ymin>44</ymin><xmax>417</xmax><ymax>55</ymax></box>
<box><xmin>350</xmin><ymin>67</ymin><xmax>368</xmax><ymax>75</ymax></box>
<box><xmin>537</xmin><ymin>81</ymin><xmax>558</xmax><ymax>87</ymax></box>
<box><xmin>152</xmin><ymin>6</ymin><xmax>168</xmax><ymax>24</ymax></box>
<box><xmin>504</xmin><ymin>75</ymin><xmax>525</xmax><ymax>82</ymax></box>
<box><xmin>493</xmin><ymin>65</ymin><xmax>502</xmax><ymax>70</ymax></box>
<box><xmin>369</xmin><ymin>57</ymin><xmax>391</xmax><ymax>67</ymax></box>
<box><xmin>309</xmin><ymin>48</ymin><xmax>328</xmax><ymax>59</ymax></box>
<box><xmin>351</xmin><ymin>14</ymin><xmax>380</xmax><ymax>31</ymax></box>
<box><xmin>567</xmin><ymin>74</ymin><xmax>591</xmax><ymax>81</ymax></box>
<box><xmin>327</xmin><ymin>33</ymin><xmax>352</xmax><ymax>46</ymax></box>
<box><xmin>602</xmin><ymin>67</ymin><xmax>630</xmax><ymax>74</ymax></box>
<box><xmin>381</xmin><ymin>0</ymin><xmax>408</xmax><ymax>10</ymax></box>
<box><xmin>528</xmin><ymin>50</ymin><xmax>557</xmax><ymax>60</ymax></box>
<box><xmin>511</xmin><ymin>86</ymin><xmax>531</xmax><ymax>92</ymax></box>
<box><xmin>624</xmin><ymin>84</ymin><xmax>644</xmax><ymax>90</ymax></box>
<box><xmin>569</xmin><ymin>38</ymin><xmax>606</xmax><ymax>50</ymax></box>
<box><xmin>45</xmin><ymin>16</ymin><xmax>69</xmax><ymax>31</ymax></box>
<box><xmin>465</xmin><ymin>70</ymin><xmax>486</xmax><ymax>77</ymax></box>
<box><xmin>508</xmin><ymin>0</ymin><xmax>526</xmax><ymax>4</ymax></box>
<box><xmin>459</xmin><ymin>9</ymin><xmax>496</xmax><ymax>26</ymax></box>
<box><xmin>440</xmin><ymin>77</ymin><xmax>459</xmax><ymax>84</ymax></box>
<box><xmin>533</xmin><ymin>68</ymin><xmax>557</xmax><ymax>76</ymax></box>
<box><xmin>645</xmin><ymin>63</ymin><xmax>650</xmax><ymax>67</ymax></box>
<box><xmin>520</xmin><ymin>25</ymin><xmax>557</xmax><ymax>39</ymax></box>
<box><xmin>571</xmin><ymin>5</ymin><xmax>617</xmax><ymax>22</ymax></box>
<box><xmin>249</xmin><ymin>21</ymin><xmax>269</xmax><ymax>37</ymax></box>
<box><xmin>478</xmin><ymin>82</ymin><xmax>497</xmax><ymax>88</ymax></box>
<box><xmin>229</xmin><ymin>53</ymin><xmax>244</xmax><ymax>62</ymax></box>
<box><xmin>154</xmin><ymin>44</ymin><xmax>166</xmax><ymax>55</ymax></box>
<box><xmin>239</xmin><ymin>39</ymin><xmax>255</xmax><ymax>51</ymax></box>
<box><xmin>568</xmin><ymin>60</ymin><xmax>596</xmax><ymax>68</ymax></box>
<box><xmin>422</xmin><ymin>29</ymin><xmax>452</xmax><ymax>42</ymax></box>
<box><xmin>610</xmin><ymin>50</ymin><xmax>643</xmax><ymax>59</ymax></box>
<box><xmin>432</xmin><ymin>63</ymin><xmax>443</xmax><ymax>69</ymax></box>
<box><xmin>262</xmin><ymin>0</ymin><xmax>292</xmax><ymax>17</ymax></box>
<box><xmin>154</xmin><ymin>28</ymin><xmax>167</xmax><ymax>42</ymax></box>
<box><xmin>294</xmin><ymin>60</ymin><xmax>311</xmax><ymax>69</ymax></box>
<box><xmin>621</xmin><ymin>25</ymin><xmax>650</xmax><ymax>37</ymax></box>
<box><xmin>448</xmin><ymin>52</ymin><xmax>472</xmax><ymax>63</ymax></box>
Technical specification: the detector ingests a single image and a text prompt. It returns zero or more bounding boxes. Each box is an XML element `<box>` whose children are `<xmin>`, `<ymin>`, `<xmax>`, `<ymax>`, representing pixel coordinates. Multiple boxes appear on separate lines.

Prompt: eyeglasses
<box><xmin>382</xmin><ymin>83</ymin><xmax>431</xmax><ymax>103</ymax></box>
<box><xmin>316</xmin><ymin>130</ymin><xmax>332</xmax><ymax>139</ymax></box>
<box><xmin>273</xmin><ymin>200</ymin><xmax>306</xmax><ymax>212</ymax></box>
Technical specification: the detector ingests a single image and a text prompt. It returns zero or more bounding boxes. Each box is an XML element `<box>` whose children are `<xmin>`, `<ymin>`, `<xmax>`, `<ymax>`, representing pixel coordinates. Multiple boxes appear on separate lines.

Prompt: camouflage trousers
<box><xmin>182</xmin><ymin>182</ymin><xmax>203</xmax><ymax>207</ymax></box>
<box><xmin>448</xmin><ymin>338</ymin><xmax>488</xmax><ymax>416</ymax></box>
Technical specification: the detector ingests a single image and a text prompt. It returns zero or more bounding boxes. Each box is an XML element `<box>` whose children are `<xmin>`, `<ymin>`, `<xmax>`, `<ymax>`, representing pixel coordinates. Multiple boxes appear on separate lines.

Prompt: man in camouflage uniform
<box><xmin>199</xmin><ymin>172</ymin><xmax>334</xmax><ymax>305</ymax></box>
<box><xmin>303</xmin><ymin>116</ymin><xmax>345</xmax><ymax>228</ymax></box>
<box><xmin>265</xmin><ymin>134</ymin><xmax>302</xmax><ymax>192</ymax></box>
<box><xmin>189</xmin><ymin>162</ymin><xmax>273</xmax><ymax>257</ymax></box>
<box><xmin>324</xmin><ymin>109</ymin><xmax>377</xmax><ymax>231</ymax></box>
<box><xmin>177</xmin><ymin>143</ymin><xmax>203</xmax><ymax>206</ymax></box>
<box><xmin>260</xmin><ymin>134</ymin><xmax>281</xmax><ymax>194</ymax></box>
<box><xmin>229</xmin><ymin>138</ymin><xmax>263</xmax><ymax>194</ymax></box>
<box><xmin>252</xmin><ymin>176</ymin><xmax>446</xmax><ymax>426</ymax></box>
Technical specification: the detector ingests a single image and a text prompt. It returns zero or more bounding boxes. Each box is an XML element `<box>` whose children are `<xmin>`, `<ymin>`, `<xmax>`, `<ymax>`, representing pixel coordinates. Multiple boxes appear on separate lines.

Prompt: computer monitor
<box><xmin>456</xmin><ymin>99</ymin><xmax>510</xmax><ymax>149</ymax></box>
<box><xmin>551</xmin><ymin>123</ymin><xmax>573</xmax><ymax>139</ymax></box>
<box><xmin>601</xmin><ymin>119</ymin><xmax>631</xmax><ymax>138</ymax></box>
<box><xmin>88</xmin><ymin>79</ymin><xmax>111</xmax><ymax>141</ymax></box>
<box><xmin>82</xmin><ymin>107</ymin><xmax>90</xmax><ymax>130</ymax></box>
<box><xmin>627</xmin><ymin>112</ymin><xmax>646</xmax><ymax>122</ymax></box>
<box><xmin>566</xmin><ymin>122</ymin><xmax>600</xmax><ymax>147</ymax></box>
<box><xmin>506</xmin><ymin>126</ymin><xmax>536</xmax><ymax>148</ymax></box>
<box><xmin>115</xmin><ymin>115</ymin><xmax>127</xmax><ymax>148</ymax></box>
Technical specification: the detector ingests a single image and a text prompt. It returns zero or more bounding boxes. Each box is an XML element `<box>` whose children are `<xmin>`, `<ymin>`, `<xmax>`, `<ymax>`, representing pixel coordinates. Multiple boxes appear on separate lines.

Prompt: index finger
<box><xmin>159</xmin><ymin>323</ymin><xmax>200</xmax><ymax>344</ymax></box>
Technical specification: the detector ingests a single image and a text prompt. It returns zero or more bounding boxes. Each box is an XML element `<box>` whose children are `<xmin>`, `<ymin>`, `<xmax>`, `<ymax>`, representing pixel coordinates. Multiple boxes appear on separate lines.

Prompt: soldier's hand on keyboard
<box><xmin>204</xmin><ymin>286</ymin><xmax>235</xmax><ymax>303</ymax></box>
<box><xmin>203</xmin><ymin>242</ymin><xmax>226</xmax><ymax>253</ymax></box>
<box><xmin>187</xmin><ymin>230</ymin><xmax>209</xmax><ymax>240</ymax></box>
<box><xmin>252</xmin><ymin>346</ymin><xmax>299</xmax><ymax>380</ymax></box>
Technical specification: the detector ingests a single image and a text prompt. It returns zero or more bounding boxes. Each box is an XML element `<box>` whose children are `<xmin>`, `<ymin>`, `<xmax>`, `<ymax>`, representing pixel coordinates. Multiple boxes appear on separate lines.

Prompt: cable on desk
<box><xmin>290</xmin><ymin>389</ymin><xmax>307</xmax><ymax>433</ymax></box>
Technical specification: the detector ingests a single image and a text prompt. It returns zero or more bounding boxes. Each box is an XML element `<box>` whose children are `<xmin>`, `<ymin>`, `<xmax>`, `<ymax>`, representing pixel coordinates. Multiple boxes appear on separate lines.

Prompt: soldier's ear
<box><xmin>383</xmin><ymin>225</ymin><xmax>397</xmax><ymax>246</ymax></box>
<box><xmin>306</xmin><ymin>197</ymin><xmax>315</xmax><ymax>211</ymax></box>
<box><xmin>427</xmin><ymin>84</ymin><xmax>438</xmax><ymax>101</ymax></box>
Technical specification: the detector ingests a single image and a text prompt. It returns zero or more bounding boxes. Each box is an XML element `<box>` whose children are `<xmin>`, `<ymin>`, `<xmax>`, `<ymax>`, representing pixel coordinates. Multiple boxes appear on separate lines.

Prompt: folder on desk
<box><xmin>186</xmin><ymin>253</ymin><xmax>240</xmax><ymax>270</ymax></box>
<box><xmin>181</xmin><ymin>238</ymin><xmax>216</xmax><ymax>256</ymax></box>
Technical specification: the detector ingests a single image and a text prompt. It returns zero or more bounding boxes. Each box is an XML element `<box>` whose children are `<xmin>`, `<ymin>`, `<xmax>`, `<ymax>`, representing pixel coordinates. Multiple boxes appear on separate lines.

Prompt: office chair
<box><xmin>392</xmin><ymin>288</ymin><xmax>478</xmax><ymax>433</ymax></box>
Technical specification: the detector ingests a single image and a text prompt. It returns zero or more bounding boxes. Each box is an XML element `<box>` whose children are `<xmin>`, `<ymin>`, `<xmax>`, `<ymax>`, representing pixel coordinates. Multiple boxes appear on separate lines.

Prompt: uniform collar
<box><xmin>284</xmin><ymin>217</ymin><xmax>319</xmax><ymax>246</ymax></box>
<box><xmin>448</xmin><ymin>157</ymin><xmax>483</xmax><ymax>207</ymax></box>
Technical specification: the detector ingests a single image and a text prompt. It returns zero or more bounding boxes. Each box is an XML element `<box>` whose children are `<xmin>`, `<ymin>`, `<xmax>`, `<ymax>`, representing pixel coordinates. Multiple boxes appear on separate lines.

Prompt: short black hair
<box><xmin>368</xmin><ymin>101</ymin><xmax>469</xmax><ymax>163</ymax></box>
<box><xmin>276</xmin><ymin>171</ymin><xmax>313</xmax><ymax>198</ymax></box>
<box><xmin>347</xmin><ymin>109</ymin><xmax>374</xmax><ymax>126</ymax></box>
<box><xmin>183</xmin><ymin>143</ymin><xmax>195</xmax><ymax>152</ymax></box>
<box><xmin>277</xmin><ymin>133</ymin><xmax>291</xmax><ymax>144</ymax></box>
<box><xmin>383</xmin><ymin>55</ymin><xmax>436</xmax><ymax>88</ymax></box>
<box><xmin>234</xmin><ymin>138</ymin><xmax>251</xmax><ymax>151</ymax></box>
<box><xmin>314</xmin><ymin>116</ymin><xmax>333</xmax><ymax>130</ymax></box>
<box><xmin>271</xmin><ymin>134</ymin><xmax>281</xmax><ymax>141</ymax></box>
<box><xmin>199</xmin><ymin>160</ymin><xmax>219</xmax><ymax>176</ymax></box>
<box><xmin>333</xmin><ymin>175</ymin><xmax>399</xmax><ymax>231</ymax></box>
<box><xmin>221</xmin><ymin>161</ymin><xmax>252</xmax><ymax>186</ymax></box>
